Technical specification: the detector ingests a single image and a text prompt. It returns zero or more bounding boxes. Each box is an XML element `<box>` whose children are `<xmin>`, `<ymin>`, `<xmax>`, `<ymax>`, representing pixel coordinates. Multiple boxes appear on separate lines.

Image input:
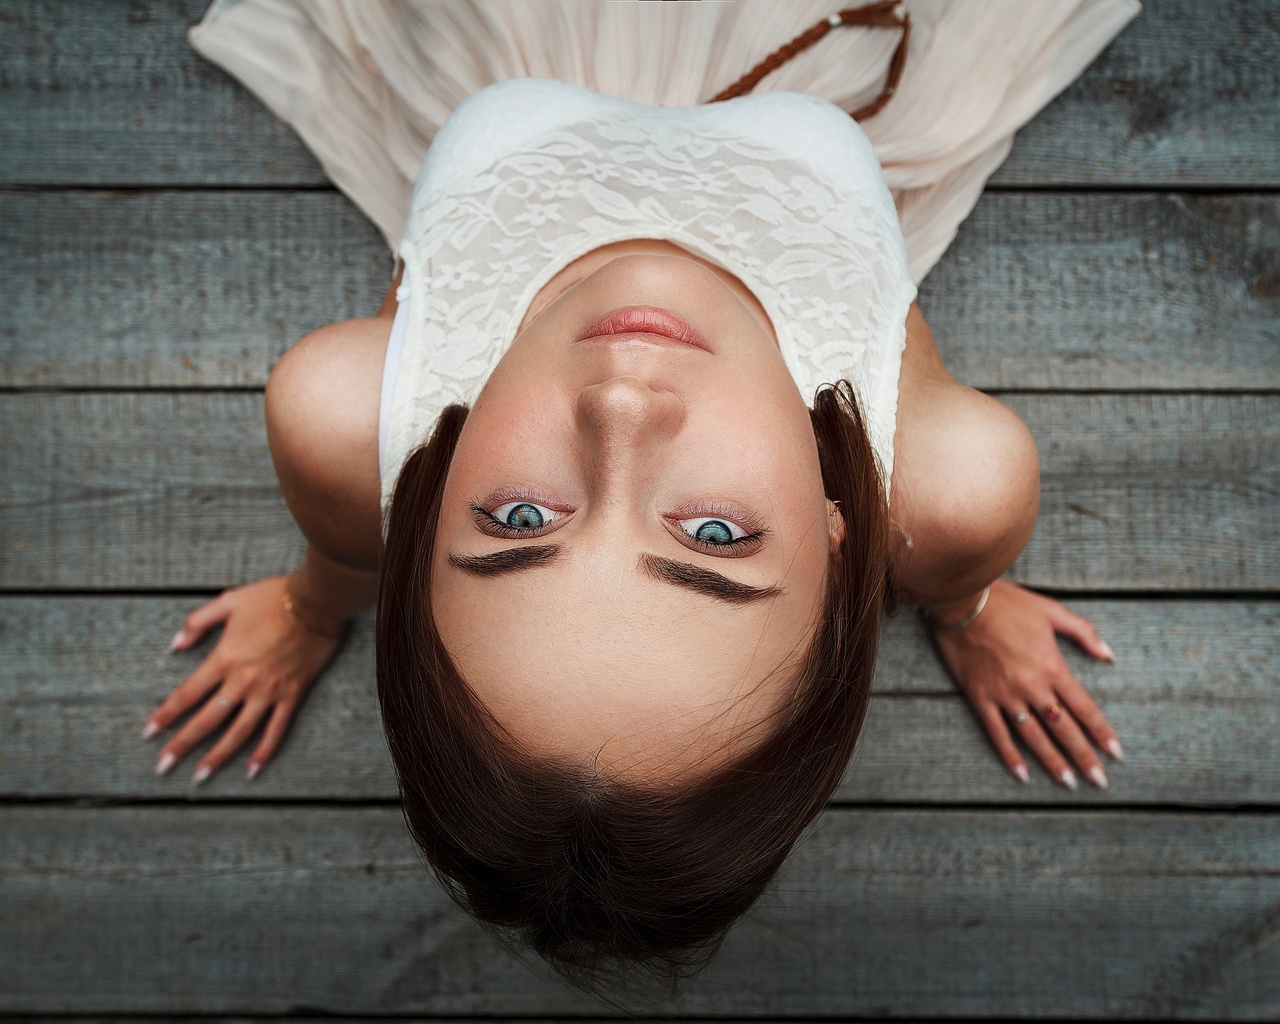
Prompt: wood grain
<box><xmin>989</xmin><ymin>0</ymin><xmax>1280</xmax><ymax>188</ymax></box>
<box><xmin>1</xmin><ymin>597</ymin><xmax>1275</xmax><ymax>804</ymax></box>
<box><xmin>3</xmin><ymin>805</ymin><xmax>1276</xmax><ymax>1015</ymax></box>
<box><xmin>0</xmin><ymin>0</ymin><xmax>324</xmax><ymax>186</ymax></box>
<box><xmin>2</xmin><ymin>392</ymin><xmax>1275</xmax><ymax>590</ymax></box>
<box><xmin>0</xmin><ymin>191</ymin><xmax>390</xmax><ymax>388</ymax></box>
<box><xmin>0</xmin><ymin>0</ymin><xmax>1275</xmax><ymax>188</ymax></box>
<box><xmin>3</xmin><ymin>190</ymin><xmax>1275</xmax><ymax>389</ymax></box>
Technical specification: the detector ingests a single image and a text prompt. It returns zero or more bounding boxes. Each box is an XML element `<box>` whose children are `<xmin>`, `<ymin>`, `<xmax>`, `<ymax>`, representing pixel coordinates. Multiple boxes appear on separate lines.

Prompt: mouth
<box><xmin>575</xmin><ymin>306</ymin><xmax>713</xmax><ymax>353</ymax></box>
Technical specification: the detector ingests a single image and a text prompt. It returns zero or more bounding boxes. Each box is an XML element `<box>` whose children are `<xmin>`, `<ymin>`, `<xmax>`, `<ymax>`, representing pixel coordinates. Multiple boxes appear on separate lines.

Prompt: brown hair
<box><xmin>376</xmin><ymin>380</ymin><xmax>895</xmax><ymax>988</ymax></box>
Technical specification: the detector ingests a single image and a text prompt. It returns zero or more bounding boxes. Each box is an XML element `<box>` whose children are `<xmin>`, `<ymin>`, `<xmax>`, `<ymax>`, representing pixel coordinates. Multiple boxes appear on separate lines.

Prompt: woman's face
<box><xmin>431</xmin><ymin>240</ymin><xmax>843</xmax><ymax>779</ymax></box>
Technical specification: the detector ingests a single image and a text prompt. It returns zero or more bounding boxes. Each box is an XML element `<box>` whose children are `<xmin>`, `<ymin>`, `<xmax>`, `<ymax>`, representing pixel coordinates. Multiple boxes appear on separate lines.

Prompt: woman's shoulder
<box><xmin>890</xmin><ymin>302</ymin><xmax>1040</xmax><ymax>600</ymax></box>
<box><xmin>264</xmin><ymin>314</ymin><xmax>391</xmax><ymax>571</ymax></box>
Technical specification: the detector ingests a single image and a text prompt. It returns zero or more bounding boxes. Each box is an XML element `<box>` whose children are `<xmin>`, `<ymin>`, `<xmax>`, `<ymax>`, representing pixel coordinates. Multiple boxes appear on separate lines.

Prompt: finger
<box><xmin>192</xmin><ymin>699</ymin><xmax>270</xmax><ymax>784</ymax></box>
<box><xmin>1039</xmin><ymin>699</ymin><xmax>1109</xmax><ymax>790</ymax></box>
<box><xmin>170</xmin><ymin>591</ymin><xmax>235</xmax><ymax>651</ymax></box>
<box><xmin>154</xmin><ymin>691</ymin><xmax>237</xmax><ymax>777</ymax></box>
<box><xmin>1013</xmin><ymin>713</ymin><xmax>1080</xmax><ymax>791</ymax></box>
<box><xmin>972</xmin><ymin>701</ymin><xmax>1030</xmax><ymax>783</ymax></box>
<box><xmin>246</xmin><ymin>700</ymin><xmax>298</xmax><ymax>780</ymax></box>
<box><xmin>143</xmin><ymin>656</ymin><xmax>222</xmax><ymax>738</ymax></box>
<box><xmin>1044</xmin><ymin>601</ymin><xmax>1115</xmax><ymax>663</ymax></box>
<box><xmin>1055</xmin><ymin>672</ymin><xmax>1125</xmax><ymax>762</ymax></box>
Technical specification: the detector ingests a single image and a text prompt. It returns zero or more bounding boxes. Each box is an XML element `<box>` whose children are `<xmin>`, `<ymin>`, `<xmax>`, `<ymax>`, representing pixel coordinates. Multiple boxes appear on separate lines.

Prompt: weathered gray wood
<box><xmin>3</xmin><ymin>806</ymin><xmax>1276</xmax><ymax>1015</ymax></box>
<box><xmin>1</xmin><ymin>597</ymin><xmax>1274</xmax><ymax>804</ymax></box>
<box><xmin>0</xmin><ymin>0</ymin><xmax>326</xmax><ymax>187</ymax></box>
<box><xmin>1004</xmin><ymin>391</ymin><xmax>1280</xmax><ymax>590</ymax></box>
<box><xmin>1</xmin><ymin>0</ymin><xmax>1276</xmax><ymax>188</ymax></box>
<box><xmin>3</xmin><ymin>189</ymin><xmax>1275</xmax><ymax>389</ymax></box>
<box><xmin>989</xmin><ymin>0</ymin><xmax>1280</xmax><ymax>188</ymax></box>
<box><xmin>0</xmin><ymin>392</ymin><xmax>304</xmax><ymax>588</ymax></box>
<box><xmin>0</xmin><ymin>191</ymin><xmax>390</xmax><ymax>387</ymax></box>
<box><xmin>925</xmin><ymin>191</ymin><xmax>1280</xmax><ymax>389</ymax></box>
<box><xmin>2</xmin><ymin>392</ymin><xmax>1275</xmax><ymax>590</ymax></box>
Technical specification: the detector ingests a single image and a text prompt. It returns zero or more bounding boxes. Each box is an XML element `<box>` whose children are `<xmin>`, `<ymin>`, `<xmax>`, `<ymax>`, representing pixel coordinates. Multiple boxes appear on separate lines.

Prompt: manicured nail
<box><xmin>1106</xmin><ymin>737</ymin><xmax>1126</xmax><ymax>761</ymax></box>
<box><xmin>1012</xmin><ymin>763</ymin><xmax>1029</xmax><ymax>784</ymax></box>
<box><xmin>193</xmin><ymin>764</ymin><xmax>211</xmax><ymax>785</ymax></box>
<box><xmin>168</xmin><ymin>630</ymin><xmax>186</xmax><ymax>652</ymax></box>
<box><xmin>1058</xmin><ymin>767</ymin><xmax>1079</xmax><ymax>790</ymax></box>
<box><xmin>1098</xmin><ymin>639</ymin><xmax>1116</xmax><ymax>662</ymax></box>
<box><xmin>155</xmin><ymin>752</ymin><xmax>176</xmax><ymax>776</ymax></box>
<box><xmin>246</xmin><ymin>762</ymin><xmax>261</xmax><ymax>781</ymax></box>
<box><xmin>141</xmin><ymin>720</ymin><xmax>159</xmax><ymax>740</ymax></box>
<box><xmin>1088</xmin><ymin>765</ymin><xmax>1109</xmax><ymax>789</ymax></box>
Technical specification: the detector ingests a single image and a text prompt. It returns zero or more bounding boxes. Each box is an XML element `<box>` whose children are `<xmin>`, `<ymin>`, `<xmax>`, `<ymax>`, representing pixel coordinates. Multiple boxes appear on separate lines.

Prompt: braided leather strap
<box><xmin>706</xmin><ymin>1</ymin><xmax>911</xmax><ymax>122</ymax></box>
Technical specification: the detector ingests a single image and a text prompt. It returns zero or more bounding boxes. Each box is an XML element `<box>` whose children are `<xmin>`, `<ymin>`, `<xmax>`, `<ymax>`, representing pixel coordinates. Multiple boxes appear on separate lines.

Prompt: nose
<box><xmin>576</xmin><ymin>375</ymin><xmax>685</xmax><ymax>469</ymax></box>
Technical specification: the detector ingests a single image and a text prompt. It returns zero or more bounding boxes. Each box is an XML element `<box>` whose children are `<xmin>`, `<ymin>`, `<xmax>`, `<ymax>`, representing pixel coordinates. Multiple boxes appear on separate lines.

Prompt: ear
<box><xmin>827</xmin><ymin>498</ymin><xmax>846</xmax><ymax>558</ymax></box>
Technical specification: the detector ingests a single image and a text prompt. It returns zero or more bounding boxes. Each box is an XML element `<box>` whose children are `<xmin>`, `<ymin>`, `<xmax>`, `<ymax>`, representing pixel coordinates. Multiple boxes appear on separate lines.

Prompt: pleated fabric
<box><xmin>189</xmin><ymin>0</ymin><xmax>1141</xmax><ymax>288</ymax></box>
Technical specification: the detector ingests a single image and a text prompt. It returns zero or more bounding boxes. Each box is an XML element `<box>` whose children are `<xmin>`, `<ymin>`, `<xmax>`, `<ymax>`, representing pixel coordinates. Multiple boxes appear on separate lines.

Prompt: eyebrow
<box><xmin>446</xmin><ymin>546</ymin><xmax>785</xmax><ymax>605</ymax></box>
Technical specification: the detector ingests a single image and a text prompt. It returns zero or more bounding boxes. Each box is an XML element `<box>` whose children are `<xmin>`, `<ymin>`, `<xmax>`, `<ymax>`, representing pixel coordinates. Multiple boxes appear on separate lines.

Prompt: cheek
<box><xmin>685</xmin><ymin>390</ymin><xmax>823</xmax><ymax>495</ymax></box>
<box><xmin>445</xmin><ymin>378</ymin><xmax>570</xmax><ymax>490</ymax></box>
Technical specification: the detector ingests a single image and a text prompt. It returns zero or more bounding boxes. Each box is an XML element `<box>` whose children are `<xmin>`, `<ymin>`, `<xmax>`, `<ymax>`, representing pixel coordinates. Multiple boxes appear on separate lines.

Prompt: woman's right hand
<box><xmin>142</xmin><ymin>575</ymin><xmax>347</xmax><ymax>784</ymax></box>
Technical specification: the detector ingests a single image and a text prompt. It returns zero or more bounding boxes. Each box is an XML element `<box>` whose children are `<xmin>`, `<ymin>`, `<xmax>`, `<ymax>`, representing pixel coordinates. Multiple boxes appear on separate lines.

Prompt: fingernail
<box><xmin>168</xmin><ymin>630</ymin><xmax>186</xmax><ymax>652</ymax></box>
<box><xmin>1098</xmin><ymin>639</ymin><xmax>1116</xmax><ymax>662</ymax></box>
<box><xmin>1106</xmin><ymin>737</ymin><xmax>1126</xmax><ymax>761</ymax></box>
<box><xmin>246</xmin><ymin>762</ymin><xmax>261</xmax><ymax>781</ymax></box>
<box><xmin>141</xmin><ymin>720</ymin><xmax>159</xmax><ymax>740</ymax></box>
<box><xmin>155</xmin><ymin>752</ymin><xmax>176</xmax><ymax>776</ymax></box>
<box><xmin>1058</xmin><ymin>767</ymin><xmax>1079</xmax><ymax>791</ymax></box>
<box><xmin>1088</xmin><ymin>765</ymin><xmax>1109</xmax><ymax>789</ymax></box>
<box><xmin>1012</xmin><ymin>763</ymin><xmax>1029</xmax><ymax>784</ymax></box>
<box><xmin>193</xmin><ymin>764</ymin><xmax>211</xmax><ymax>785</ymax></box>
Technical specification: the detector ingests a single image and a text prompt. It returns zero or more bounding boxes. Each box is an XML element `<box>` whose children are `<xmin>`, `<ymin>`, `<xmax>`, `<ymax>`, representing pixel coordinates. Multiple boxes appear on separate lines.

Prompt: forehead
<box><xmin>431</xmin><ymin>544</ymin><xmax>825</xmax><ymax>776</ymax></box>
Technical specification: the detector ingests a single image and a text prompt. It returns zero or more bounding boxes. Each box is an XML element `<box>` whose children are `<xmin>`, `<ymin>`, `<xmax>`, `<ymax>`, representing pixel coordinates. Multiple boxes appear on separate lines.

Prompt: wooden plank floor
<box><xmin>2</xmin><ymin>0</ymin><xmax>1278</xmax><ymax>1017</ymax></box>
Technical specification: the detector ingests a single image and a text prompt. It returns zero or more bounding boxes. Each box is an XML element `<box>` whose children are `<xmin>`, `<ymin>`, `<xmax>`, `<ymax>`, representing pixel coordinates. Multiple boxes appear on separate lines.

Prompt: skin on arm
<box><xmin>143</xmin><ymin>280</ymin><xmax>396</xmax><ymax>784</ymax></box>
<box><xmin>264</xmin><ymin>313</ymin><xmax>389</xmax><ymax>599</ymax></box>
<box><xmin>267</xmin><ymin>264</ymin><xmax>403</xmax><ymax>603</ymax></box>
<box><xmin>889</xmin><ymin>302</ymin><xmax>1123</xmax><ymax>790</ymax></box>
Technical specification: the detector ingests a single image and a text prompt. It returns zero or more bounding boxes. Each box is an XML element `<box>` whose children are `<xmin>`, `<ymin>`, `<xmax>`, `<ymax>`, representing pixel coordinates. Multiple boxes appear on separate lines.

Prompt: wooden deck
<box><xmin>2</xmin><ymin>0</ymin><xmax>1278</xmax><ymax>1017</ymax></box>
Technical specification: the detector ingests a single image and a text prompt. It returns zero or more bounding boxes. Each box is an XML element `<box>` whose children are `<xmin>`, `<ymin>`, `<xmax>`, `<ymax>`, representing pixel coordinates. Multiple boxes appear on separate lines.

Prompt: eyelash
<box><xmin>469</xmin><ymin>501</ymin><xmax>558</xmax><ymax>539</ymax></box>
<box><xmin>672</xmin><ymin>504</ymin><xmax>768</xmax><ymax>555</ymax></box>
<box><xmin>470</xmin><ymin>494</ymin><xmax>768</xmax><ymax>554</ymax></box>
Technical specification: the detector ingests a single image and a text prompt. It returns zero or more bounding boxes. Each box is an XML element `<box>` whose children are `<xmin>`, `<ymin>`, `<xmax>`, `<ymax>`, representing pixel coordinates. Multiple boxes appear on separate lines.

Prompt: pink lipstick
<box><xmin>576</xmin><ymin>306</ymin><xmax>712</xmax><ymax>353</ymax></box>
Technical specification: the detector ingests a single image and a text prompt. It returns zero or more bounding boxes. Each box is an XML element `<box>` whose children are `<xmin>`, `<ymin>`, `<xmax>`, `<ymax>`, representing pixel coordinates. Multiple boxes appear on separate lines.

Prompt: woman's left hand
<box><xmin>926</xmin><ymin>577</ymin><xmax>1124</xmax><ymax>790</ymax></box>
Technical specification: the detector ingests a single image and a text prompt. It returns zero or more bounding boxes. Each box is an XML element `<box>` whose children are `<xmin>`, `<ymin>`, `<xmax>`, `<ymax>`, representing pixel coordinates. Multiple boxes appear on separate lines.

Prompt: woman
<box><xmin>148</xmin><ymin>0</ymin><xmax>1136</xmax><ymax>981</ymax></box>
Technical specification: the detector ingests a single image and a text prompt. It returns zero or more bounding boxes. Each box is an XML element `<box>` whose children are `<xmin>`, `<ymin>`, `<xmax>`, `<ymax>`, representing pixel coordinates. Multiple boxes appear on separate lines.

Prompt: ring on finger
<box><xmin>1041</xmin><ymin>702</ymin><xmax>1063</xmax><ymax>724</ymax></box>
<box><xmin>1011</xmin><ymin>710</ymin><xmax>1031</xmax><ymax>726</ymax></box>
<box><xmin>215</xmin><ymin>694</ymin><xmax>234</xmax><ymax>709</ymax></box>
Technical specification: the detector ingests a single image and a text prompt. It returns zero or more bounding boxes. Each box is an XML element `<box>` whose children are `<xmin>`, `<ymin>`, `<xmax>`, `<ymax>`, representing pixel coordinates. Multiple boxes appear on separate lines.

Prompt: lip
<box><xmin>575</xmin><ymin>306</ymin><xmax>713</xmax><ymax>353</ymax></box>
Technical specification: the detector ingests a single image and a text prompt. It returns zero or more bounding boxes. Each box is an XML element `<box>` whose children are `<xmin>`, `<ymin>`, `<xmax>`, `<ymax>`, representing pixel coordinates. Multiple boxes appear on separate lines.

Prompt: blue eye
<box><xmin>676</xmin><ymin>516</ymin><xmax>747</xmax><ymax>545</ymax></box>
<box><xmin>498</xmin><ymin>502</ymin><xmax>545</xmax><ymax>529</ymax></box>
<box><xmin>669</xmin><ymin>509</ymin><xmax>767</xmax><ymax>556</ymax></box>
<box><xmin>471</xmin><ymin>499</ymin><xmax>563</xmax><ymax>536</ymax></box>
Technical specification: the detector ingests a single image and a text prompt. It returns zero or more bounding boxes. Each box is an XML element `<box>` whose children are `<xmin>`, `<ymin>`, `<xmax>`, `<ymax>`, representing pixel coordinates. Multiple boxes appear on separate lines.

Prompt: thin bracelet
<box><xmin>281</xmin><ymin>585</ymin><xmax>347</xmax><ymax>639</ymax></box>
<box><xmin>919</xmin><ymin>585</ymin><xmax>991</xmax><ymax>632</ymax></box>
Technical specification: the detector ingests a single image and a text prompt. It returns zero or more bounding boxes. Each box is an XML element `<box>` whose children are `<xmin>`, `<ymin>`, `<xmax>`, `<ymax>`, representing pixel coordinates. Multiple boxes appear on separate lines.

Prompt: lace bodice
<box><xmin>380</xmin><ymin>77</ymin><xmax>917</xmax><ymax>519</ymax></box>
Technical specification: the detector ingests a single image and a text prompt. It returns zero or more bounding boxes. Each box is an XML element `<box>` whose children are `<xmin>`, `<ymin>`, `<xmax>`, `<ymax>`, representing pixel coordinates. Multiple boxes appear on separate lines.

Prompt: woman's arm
<box><xmin>261</xmin><ymin>313</ymin><xmax>392</xmax><ymax>628</ymax></box>
<box><xmin>142</xmin><ymin>302</ymin><xmax>395</xmax><ymax>784</ymax></box>
<box><xmin>889</xmin><ymin>303</ymin><xmax>1122</xmax><ymax>790</ymax></box>
<box><xmin>888</xmin><ymin>372</ymin><xmax>1040</xmax><ymax>615</ymax></box>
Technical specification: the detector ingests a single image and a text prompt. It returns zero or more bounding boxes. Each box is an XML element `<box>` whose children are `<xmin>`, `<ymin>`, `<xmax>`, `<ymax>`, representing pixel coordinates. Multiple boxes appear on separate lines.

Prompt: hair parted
<box><xmin>375</xmin><ymin>380</ymin><xmax>896</xmax><ymax>991</ymax></box>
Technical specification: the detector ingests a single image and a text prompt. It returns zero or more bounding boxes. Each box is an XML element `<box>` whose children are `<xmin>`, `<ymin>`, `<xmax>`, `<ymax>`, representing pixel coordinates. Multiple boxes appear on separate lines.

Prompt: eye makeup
<box><xmin>466</xmin><ymin>492</ymin><xmax>769</xmax><ymax>556</ymax></box>
<box><xmin>665</xmin><ymin>501</ymin><xmax>768</xmax><ymax>557</ymax></box>
<box><xmin>469</xmin><ymin>487</ymin><xmax>574</xmax><ymax>539</ymax></box>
